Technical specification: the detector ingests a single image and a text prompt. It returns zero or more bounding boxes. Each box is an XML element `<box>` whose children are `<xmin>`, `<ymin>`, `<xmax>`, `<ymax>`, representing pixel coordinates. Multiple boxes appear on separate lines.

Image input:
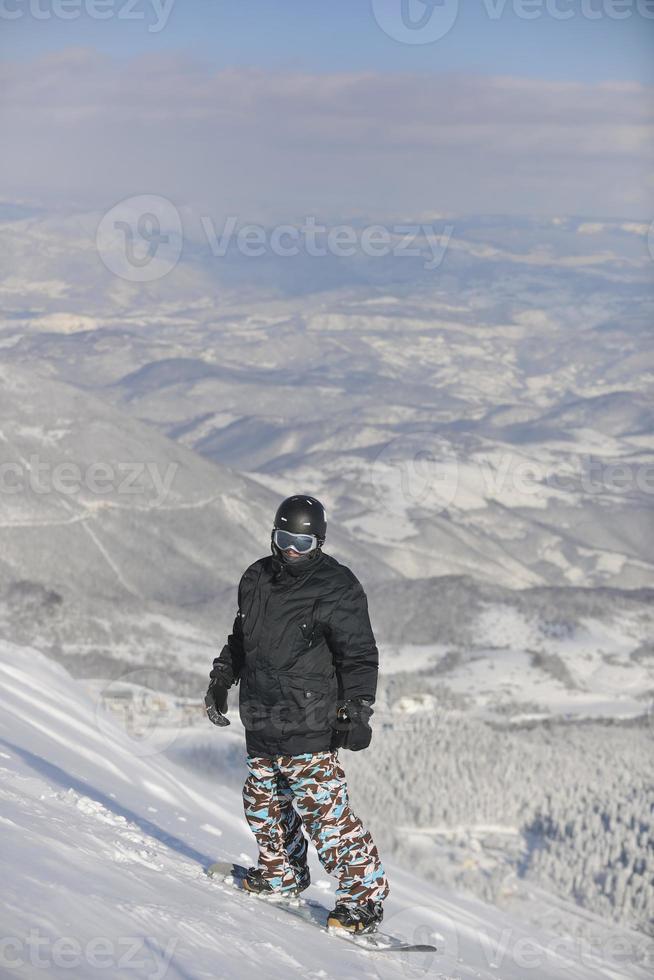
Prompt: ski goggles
<box><xmin>273</xmin><ymin>528</ymin><xmax>318</xmax><ymax>553</ymax></box>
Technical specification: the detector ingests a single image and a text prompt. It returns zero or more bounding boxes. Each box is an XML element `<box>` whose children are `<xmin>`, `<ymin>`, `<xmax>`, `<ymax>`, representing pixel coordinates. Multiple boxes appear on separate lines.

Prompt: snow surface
<box><xmin>1</xmin><ymin>641</ymin><xmax>651</xmax><ymax>980</ymax></box>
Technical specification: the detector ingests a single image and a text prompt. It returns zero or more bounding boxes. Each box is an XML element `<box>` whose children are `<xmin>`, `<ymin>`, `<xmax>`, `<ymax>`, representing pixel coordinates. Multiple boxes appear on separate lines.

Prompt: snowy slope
<box><xmin>0</xmin><ymin>641</ymin><xmax>650</xmax><ymax>980</ymax></box>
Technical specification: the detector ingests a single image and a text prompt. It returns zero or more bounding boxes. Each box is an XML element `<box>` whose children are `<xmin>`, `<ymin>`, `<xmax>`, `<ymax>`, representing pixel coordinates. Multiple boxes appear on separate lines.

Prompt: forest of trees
<box><xmin>342</xmin><ymin>680</ymin><xmax>653</xmax><ymax>936</ymax></box>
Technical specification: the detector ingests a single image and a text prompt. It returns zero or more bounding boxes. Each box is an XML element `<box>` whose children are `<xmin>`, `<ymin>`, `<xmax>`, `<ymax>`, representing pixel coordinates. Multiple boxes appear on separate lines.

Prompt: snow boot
<box><xmin>327</xmin><ymin>899</ymin><xmax>384</xmax><ymax>934</ymax></box>
<box><xmin>243</xmin><ymin>866</ymin><xmax>310</xmax><ymax>897</ymax></box>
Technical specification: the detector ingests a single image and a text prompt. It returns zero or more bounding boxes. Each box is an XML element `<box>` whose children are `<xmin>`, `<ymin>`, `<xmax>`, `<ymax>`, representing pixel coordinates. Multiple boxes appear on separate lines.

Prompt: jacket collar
<box><xmin>271</xmin><ymin>547</ymin><xmax>324</xmax><ymax>584</ymax></box>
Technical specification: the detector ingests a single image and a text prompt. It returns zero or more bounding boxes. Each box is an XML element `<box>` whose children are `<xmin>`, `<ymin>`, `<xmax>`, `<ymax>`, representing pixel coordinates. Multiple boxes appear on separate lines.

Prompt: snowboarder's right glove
<box><xmin>334</xmin><ymin>697</ymin><xmax>374</xmax><ymax>751</ymax></box>
<box><xmin>205</xmin><ymin>661</ymin><xmax>234</xmax><ymax>727</ymax></box>
<box><xmin>209</xmin><ymin>661</ymin><xmax>234</xmax><ymax>689</ymax></box>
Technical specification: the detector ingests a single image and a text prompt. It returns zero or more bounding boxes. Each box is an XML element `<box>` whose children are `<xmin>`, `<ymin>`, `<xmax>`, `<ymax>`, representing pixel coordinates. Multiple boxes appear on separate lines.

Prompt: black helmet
<box><xmin>273</xmin><ymin>495</ymin><xmax>327</xmax><ymax>543</ymax></box>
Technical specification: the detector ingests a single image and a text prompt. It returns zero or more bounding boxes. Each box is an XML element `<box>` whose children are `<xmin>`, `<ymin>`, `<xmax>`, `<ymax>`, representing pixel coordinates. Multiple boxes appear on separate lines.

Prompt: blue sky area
<box><xmin>2</xmin><ymin>0</ymin><xmax>653</xmax><ymax>83</ymax></box>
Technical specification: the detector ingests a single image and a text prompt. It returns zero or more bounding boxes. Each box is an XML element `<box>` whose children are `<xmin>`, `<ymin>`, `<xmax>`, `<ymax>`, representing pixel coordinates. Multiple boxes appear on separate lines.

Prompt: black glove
<box><xmin>205</xmin><ymin>661</ymin><xmax>234</xmax><ymax>727</ymax></box>
<box><xmin>334</xmin><ymin>697</ymin><xmax>374</xmax><ymax>751</ymax></box>
<box><xmin>210</xmin><ymin>661</ymin><xmax>234</xmax><ymax>689</ymax></box>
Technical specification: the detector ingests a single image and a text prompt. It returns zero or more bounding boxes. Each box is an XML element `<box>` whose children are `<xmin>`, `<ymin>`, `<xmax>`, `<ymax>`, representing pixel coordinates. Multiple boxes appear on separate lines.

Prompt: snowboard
<box><xmin>206</xmin><ymin>861</ymin><xmax>439</xmax><ymax>954</ymax></box>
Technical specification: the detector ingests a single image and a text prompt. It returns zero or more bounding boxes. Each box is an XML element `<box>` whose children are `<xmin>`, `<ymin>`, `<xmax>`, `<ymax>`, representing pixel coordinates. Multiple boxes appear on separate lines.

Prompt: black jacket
<box><xmin>216</xmin><ymin>549</ymin><xmax>379</xmax><ymax>757</ymax></box>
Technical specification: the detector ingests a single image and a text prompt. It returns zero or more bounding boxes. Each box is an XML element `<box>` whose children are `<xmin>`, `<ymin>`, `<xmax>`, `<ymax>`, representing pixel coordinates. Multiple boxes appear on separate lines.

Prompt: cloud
<box><xmin>1</xmin><ymin>49</ymin><xmax>652</xmax><ymax>219</ymax></box>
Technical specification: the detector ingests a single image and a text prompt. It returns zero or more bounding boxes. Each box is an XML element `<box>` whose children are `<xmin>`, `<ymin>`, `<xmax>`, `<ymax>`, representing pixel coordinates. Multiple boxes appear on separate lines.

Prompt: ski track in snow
<box><xmin>0</xmin><ymin>641</ymin><xmax>651</xmax><ymax>980</ymax></box>
<box><xmin>78</xmin><ymin>518</ymin><xmax>142</xmax><ymax>599</ymax></box>
<box><xmin>0</xmin><ymin>490</ymin><xmax>230</xmax><ymax>528</ymax></box>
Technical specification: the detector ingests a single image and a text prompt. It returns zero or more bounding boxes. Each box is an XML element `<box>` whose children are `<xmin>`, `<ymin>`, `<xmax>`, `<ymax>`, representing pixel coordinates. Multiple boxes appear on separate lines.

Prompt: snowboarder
<box><xmin>206</xmin><ymin>494</ymin><xmax>389</xmax><ymax>933</ymax></box>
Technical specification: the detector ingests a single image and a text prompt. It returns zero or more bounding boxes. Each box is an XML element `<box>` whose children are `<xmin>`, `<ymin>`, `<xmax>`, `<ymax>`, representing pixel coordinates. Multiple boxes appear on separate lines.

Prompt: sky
<box><xmin>1</xmin><ymin>1</ymin><xmax>653</xmax><ymax>220</ymax></box>
<box><xmin>3</xmin><ymin>0</ymin><xmax>654</xmax><ymax>82</ymax></box>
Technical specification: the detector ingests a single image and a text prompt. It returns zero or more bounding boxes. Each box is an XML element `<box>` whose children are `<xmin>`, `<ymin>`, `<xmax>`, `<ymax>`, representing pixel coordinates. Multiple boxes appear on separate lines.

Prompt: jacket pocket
<box><xmin>283</xmin><ymin>675</ymin><xmax>329</xmax><ymax>704</ymax></box>
<box><xmin>279</xmin><ymin>675</ymin><xmax>334</xmax><ymax>735</ymax></box>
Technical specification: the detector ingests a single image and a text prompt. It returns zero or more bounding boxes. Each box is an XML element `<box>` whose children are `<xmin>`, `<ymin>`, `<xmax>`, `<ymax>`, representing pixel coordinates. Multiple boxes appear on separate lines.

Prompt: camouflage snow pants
<box><xmin>243</xmin><ymin>749</ymin><xmax>389</xmax><ymax>906</ymax></box>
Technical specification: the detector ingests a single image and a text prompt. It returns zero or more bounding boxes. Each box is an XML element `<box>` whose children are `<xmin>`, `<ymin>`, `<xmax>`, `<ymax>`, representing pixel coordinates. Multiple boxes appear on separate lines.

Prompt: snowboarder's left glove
<box><xmin>335</xmin><ymin>697</ymin><xmax>373</xmax><ymax>751</ymax></box>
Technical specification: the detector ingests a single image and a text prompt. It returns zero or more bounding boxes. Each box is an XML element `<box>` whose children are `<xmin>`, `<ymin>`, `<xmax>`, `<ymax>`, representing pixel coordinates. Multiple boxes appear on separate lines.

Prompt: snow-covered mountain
<box><xmin>1</xmin><ymin>640</ymin><xmax>651</xmax><ymax>980</ymax></box>
<box><xmin>3</xmin><ymin>208</ymin><xmax>652</xmax><ymax>591</ymax></box>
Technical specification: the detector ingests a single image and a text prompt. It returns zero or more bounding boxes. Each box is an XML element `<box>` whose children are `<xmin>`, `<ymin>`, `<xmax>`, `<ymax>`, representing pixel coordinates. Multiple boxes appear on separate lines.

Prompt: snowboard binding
<box><xmin>326</xmin><ymin>899</ymin><xmax>384</xmax><ymax>934</ymax></box>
